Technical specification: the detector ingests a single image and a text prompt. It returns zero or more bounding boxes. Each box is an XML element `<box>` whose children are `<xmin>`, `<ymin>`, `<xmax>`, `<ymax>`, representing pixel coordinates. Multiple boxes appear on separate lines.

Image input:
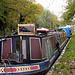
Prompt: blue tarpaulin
<box><xmin>59</xmin><ymin>26</ymin><xmax>70</xmax><ymax>37</ymax></box>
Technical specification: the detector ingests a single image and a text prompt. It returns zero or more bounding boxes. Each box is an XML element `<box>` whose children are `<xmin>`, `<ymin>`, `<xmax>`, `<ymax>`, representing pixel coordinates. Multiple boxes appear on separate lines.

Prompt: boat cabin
<box><xmin>0</xmin><ymin>24</ymin><xmax>58</xmax><ymax>64</ymax></box>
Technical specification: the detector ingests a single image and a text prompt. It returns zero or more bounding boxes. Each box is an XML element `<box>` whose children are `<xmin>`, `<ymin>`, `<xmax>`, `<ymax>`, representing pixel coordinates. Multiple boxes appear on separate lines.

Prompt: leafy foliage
<box><xmin>0</xmin><ymin>0</ymin><xmax>43</xmax><ymax>35</ymax></box>
<box><xmin>0</xmin><ymin>0</ymin><xmax>61</xmax><ymax>35</ymax></box>
<box><xmin>34</xmin><ymin>10</ymin><xmax>60</xmax><ymax>30</ymax></box>
<box><xmin>62</xmin><ymin>0</ymin><xmax>75</xmax><ymax>24</ymax></box>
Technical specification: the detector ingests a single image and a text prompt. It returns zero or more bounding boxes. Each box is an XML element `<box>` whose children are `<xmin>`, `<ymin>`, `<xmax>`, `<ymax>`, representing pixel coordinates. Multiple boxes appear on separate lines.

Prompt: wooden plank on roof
<box><xmin>18</xmin><ymin>24</ymin><xmax>35</xmax><ymax>27</ymax></box>
<box><xmin>18</xmin><ymin>32</ymin><xmax>35</xmax><ymax>35</ymax></box>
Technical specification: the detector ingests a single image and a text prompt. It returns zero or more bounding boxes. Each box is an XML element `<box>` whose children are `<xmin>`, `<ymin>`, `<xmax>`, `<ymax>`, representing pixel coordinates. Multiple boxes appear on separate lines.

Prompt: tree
<box><xmin>4</xmin><ymin>0</ymin><xmax>43</xmax><ymax>23</ymax></box>
<box><xmin>62</xmin><ymin>0</ymin><xmax>75</xmax><ymax>23</ymax></box>
<box><xmin>0</xmin><ymin>0</ymin><xmax>43</xmax><ymax>35</ymax></box>
<box><xmin>34</xmin><ymin>9</ymin><xmax>60</xmax><ymax>30</ymax></box>
<box><xmin>0</xmin><ymin>0</ymin><xmax>7</xmax><ymax>35</ymax></box>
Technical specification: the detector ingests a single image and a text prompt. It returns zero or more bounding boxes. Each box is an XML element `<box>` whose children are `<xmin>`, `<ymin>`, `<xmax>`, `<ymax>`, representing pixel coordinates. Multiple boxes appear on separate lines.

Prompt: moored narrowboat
<box><xmin>0</xmin><ymin>24</ymin><xmax>68</xmax><ymax>75</ymax></box>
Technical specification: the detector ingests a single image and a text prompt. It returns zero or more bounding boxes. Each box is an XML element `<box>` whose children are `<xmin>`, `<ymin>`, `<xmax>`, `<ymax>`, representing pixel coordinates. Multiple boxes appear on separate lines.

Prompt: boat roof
<box><xmin>0</xmin><ymin>24</ymin><xmax>60</xmax><ymax>39</ymax></box>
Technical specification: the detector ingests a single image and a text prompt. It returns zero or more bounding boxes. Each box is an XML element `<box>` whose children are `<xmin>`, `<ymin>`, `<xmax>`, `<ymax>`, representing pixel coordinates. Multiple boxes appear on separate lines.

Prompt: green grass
<box><xmin>72</xmin><ymin>30</ymin><xmax>75</xmax><ymax>35</ymax></box>
<box><xmin>60</xmin><ymin>35</ymin><xmax>75</xmax><ymax>62</ymax></box>
<box><xmin>51</xmin><ymin>33</ymin><xmax>75</xmax><ymax>75</ymax></box>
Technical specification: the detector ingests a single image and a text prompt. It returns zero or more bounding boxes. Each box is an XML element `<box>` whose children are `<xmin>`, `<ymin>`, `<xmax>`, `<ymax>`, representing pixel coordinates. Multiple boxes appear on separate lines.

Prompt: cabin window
<box><xmin>42</xmin><ymin>39</ymin><xmax>46</xmax><ymax>59</ymax></box>
<box><xmin>16</xmin><ymin>40</ymin><xmax>20</xmax><ymax>53</ymax></box>
<box><xmin>45</xmin><ymin>38</ymin><xmax>52</xmax><ymax>59</ymax></box>
<box><xmin>2</xmin><ymin>38</ymin><xmax>12</xmax><ymax>59</ymax></box>
<box><xmin>14</xmin><ymin>39</ymin><xmax>20</xmax><ymax>53</ymax></box>
<box><xmin>30</xmin><ymin>38</ymin><xmax>41</xmax><ymax>60</ymax></box>
<box><xmin>51</xmin><ymin>36</ymin><xmax>57</xmax><ymax>50</ymax></box>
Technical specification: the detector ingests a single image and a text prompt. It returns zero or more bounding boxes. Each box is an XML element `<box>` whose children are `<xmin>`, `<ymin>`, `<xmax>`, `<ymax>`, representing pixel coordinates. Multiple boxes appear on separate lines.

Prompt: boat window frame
<box><xmin>42</xmin><ymin>36</ymin><xmax>53</xmax><ymax>59</ymax></box>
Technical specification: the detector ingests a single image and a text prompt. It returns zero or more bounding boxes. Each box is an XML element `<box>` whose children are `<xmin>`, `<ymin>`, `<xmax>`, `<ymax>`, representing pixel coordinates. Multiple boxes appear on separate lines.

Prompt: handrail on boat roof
<box><xmin>17</xmin><ymin>24</ymin><xmax>35</xmax><ymax>35</ymax></box>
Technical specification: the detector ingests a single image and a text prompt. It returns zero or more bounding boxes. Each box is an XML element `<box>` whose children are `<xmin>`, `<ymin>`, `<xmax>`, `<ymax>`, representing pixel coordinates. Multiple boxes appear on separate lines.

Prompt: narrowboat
<box><xmin>59</xmin><ymin>26</ymin><xmax>72</xmax><ymax>38</ymax></box>
<box><xmin>0</xmin><ymin>24</ymin><xmax>68</xmax><ymax>75</ymax></box>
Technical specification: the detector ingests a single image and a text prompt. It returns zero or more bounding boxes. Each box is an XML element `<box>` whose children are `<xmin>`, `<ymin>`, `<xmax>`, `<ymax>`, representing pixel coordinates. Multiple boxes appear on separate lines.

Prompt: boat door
<box><xmin>13</xmin><ymin>37</ymin><xmax>28</xmax><ymax>63</ymax></box>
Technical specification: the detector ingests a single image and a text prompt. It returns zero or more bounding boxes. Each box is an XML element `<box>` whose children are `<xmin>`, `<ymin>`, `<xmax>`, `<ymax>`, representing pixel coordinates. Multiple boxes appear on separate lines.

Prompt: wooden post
<box><xmin>34</xmin><ymin>26</ymin><xmax>35</xmax><ymax>34</ymax></box>
<box><xmin>18</xmin><ymin>24</ymin><xmax>19</xmax><ymax>34</ymax></box>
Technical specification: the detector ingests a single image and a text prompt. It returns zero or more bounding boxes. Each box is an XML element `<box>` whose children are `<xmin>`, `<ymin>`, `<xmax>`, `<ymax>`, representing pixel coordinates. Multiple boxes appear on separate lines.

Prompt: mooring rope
<box><xmin>2</xmin><ymin>59</ymin><xmax>13</xmax><ymax>75</ymax></box>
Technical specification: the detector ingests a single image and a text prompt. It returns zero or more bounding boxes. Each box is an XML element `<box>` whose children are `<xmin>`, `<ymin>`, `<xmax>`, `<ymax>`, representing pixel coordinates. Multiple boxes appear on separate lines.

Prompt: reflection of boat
<box><xmin>0</xmin><ymin>24</ymin><xmax>68</xmax><ymax>75</ymax></box>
